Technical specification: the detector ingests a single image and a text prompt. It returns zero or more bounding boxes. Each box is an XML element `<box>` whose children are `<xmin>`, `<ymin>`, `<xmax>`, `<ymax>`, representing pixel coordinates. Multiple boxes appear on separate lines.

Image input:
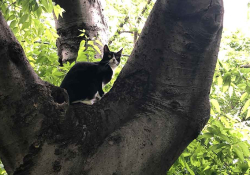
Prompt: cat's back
<box><xmin>60</xmin><ymin>62</ymin><xmax>99</xmax><ymax>88</ymax></box>
<box><xmin>70</xmin><ymin>62</ymin><xmax>98</xmax><ymax>71</ymax></box>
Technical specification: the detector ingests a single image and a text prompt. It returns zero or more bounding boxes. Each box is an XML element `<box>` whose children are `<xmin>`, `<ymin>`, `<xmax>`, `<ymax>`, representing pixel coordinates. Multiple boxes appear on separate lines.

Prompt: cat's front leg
<box><xmin>96</xmin><ymin>92</ymin><xmax>102</xmax><ymax>100</ymax></box>
<box><xmin>96</xmin><ymin>89</ymin><xmax>104</xmax><ymax>100</ymax></box>
<box><xmin>98</xmin><ymin>81</ymin><xmax>105</xmax><ymax>97</ymax></box>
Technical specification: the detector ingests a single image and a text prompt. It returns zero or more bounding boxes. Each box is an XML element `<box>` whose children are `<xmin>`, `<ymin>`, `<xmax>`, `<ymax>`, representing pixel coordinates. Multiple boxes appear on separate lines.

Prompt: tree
<box><xmin>0</xmin><ymin>0</ymin><xmax>224</xmax><ymax>174</ymax></box>
<box><xmin>53</xmin><ymin>0</ymin><xmax>108</xmax><ymax>66</ymax></box>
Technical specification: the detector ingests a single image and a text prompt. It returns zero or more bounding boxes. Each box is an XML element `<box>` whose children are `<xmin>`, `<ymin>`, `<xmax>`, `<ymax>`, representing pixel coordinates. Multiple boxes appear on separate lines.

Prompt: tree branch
<box><xmin>0</xmin><ymin>0</ymin><xmax>224</xmax><ymax>174</ymax></box>
<box><xmin>108</xmin><ymin>16</ymin><xmax>129</xmax><ymax>45</ymax></box>
<box><xmin>240</xmin><ymin>64</ymin><xmax>250</xmax><ymax>68</ymax></box>
<box><xmin>109</xmin><ymin>0</ymin><xmax>153</xmax><ymax>45</ymax></box>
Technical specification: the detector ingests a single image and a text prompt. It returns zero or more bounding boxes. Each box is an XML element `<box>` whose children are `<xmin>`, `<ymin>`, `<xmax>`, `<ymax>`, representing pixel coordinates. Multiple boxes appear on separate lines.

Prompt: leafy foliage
<box><xmin>0</xmin><ymin>161</ymin><xmax>7</xmax><ymax>175</ymax></box>
<box><xmin>0</xmin><ymin>0</ymin><xmax>68</xmax><ymax>86</ymax></box>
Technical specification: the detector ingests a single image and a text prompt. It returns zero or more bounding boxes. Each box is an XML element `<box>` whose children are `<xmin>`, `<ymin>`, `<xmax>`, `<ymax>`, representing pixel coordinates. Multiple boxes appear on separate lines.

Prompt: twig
<box><xmin>21</xmin><ymin>40</ymin><xmax>51</xmax><ymax>45</ymax></box>
<box><xmin>108</xmin><ymin>16</ymin><xmax>129</xmax><ymax>45</ymax></box>
<box><xmin>119</xmin><ymin>31</ymin><xmax>133</xmax><ymax>34</ymax></box>
<box><xmin>136</xmin><ymin>0</ymin><xmax>152</xmax><ymax>25</ymax></box>
<box><xmin>122</xmin><ymin>54</ymin><xmax>130</xmax><ymax>57</ymax></box>
<box><xmin>108</xmin><ymin>0</ymin><xmax>153</xmax><ymax>45</ymax></box>
<box><xmin>240</xmin><ymin>65</ymin><xmax>250</xmax><ymax>68</ymax></box>
<box><xmin>133</xmin><ymin>0</ymin><xmax>152</xmax><ymax>44</ymax></box>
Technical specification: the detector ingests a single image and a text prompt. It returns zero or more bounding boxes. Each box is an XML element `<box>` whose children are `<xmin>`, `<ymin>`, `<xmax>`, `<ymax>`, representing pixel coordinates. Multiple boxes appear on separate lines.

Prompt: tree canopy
<box><xmin>0</xmin><ymin>0</ymin><xmax>249</xmax><ymax>174</ymax></box>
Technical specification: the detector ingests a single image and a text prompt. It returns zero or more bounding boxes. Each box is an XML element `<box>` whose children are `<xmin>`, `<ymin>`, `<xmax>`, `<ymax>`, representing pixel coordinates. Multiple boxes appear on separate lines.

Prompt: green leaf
<box><xmin>41</xmin><ymin>0</ymin><xmax>48</xmax><ymax>9</ymax></box>
<box><xmin>210</xmin><ymin>99</ymin><xmax>221</xmax><ymax>113</ymax></box>
<box><xmin>203</xmin><ymin>165</ymin><xmax>210</xmax><ymax>171</ymax></box>
<box><xmin>246</xmin><ymin>86</ymin><xmax>250</xmax><ymax>94</ymax></box>
<box><xmin>12</xmin><ymin>27</ymin><xmax>19</xmax><ymax>34</ymax></box>
<box><xmin>22</xmin><ymin>22</ymin><xmax>30</xmax><ymax>30</ymax></box>
<box><xmin>233</xmin><ymin>145</ymin><xmax>244</xmax><ymax>162</ymax></box>
<box><xmin>217</xmin><ymin>133</ymin><xmax>230</xmax><ymax>142</ymax></box>
<box><xmin>209</xmin><ymin>144</ymin><xmax>219</xmax><ymax>151</ymax></box>
<box><xmin>4</xmin><ymin>7</ymin><xmax>10</xmax><ymax>18</ymax></box>
<box><xmin>241</xmin><ymin>99</ymin><xmax>250</xmax><ymax>114</ymax></box>
<box><xmin>182</xmin><ymin>152</ymin><xmax>192</xmax><ymax>157</ymax></box>
<box><xmin>33</xmin><ymin>2</ymin><xmax>39</xmax><ymax>11</ymax></box>
<box><xmin>36</xmin><ymin>7</ymin><xmax>42</xmax><ymax>18</ymax></box>
<box><xmin>237</xmin><ymin>83</ymin><xmax>246</xmax><ymax>90</ymax></box>
<box><xmin>223</xmin><ymin>72</ymin><xmax>231</xmax><ymax>92</ymax></box>
<box><xmin>207</xmin><ymin>126</ymin><xmax>220</xmax><ymax>135</ymax></box>
<box><xmin>238</xmin><ymin>142</ymin><xmax>250</xmax><ymax>157</ymax></box>
<box><xmin>47</xmin><ymin>0</ymin><xmax>54</xmax><ymax>12</ymax></box>
<box><xmin>53</xmin><ymin>5</ymin><xmax>60</xmax><ymax>19</ymax></box>
<box><xmin>38</xmin><ymin>26</ymin><xmax>44</xmax><ymax>35</ymax></box>
<box><xmin>246</xmin><ymin>108</ymin><xmax>250</xmax><ymax>119</ymax></box>
<box><xmin>89</xmin><ymin>42</ymin><xmax>101</xmax><ymax>54</ymax></box>
<box><xmin>7</xmin><ymin>15</ymin><xmax>16</xmax><ymax>21</ymax></box>
<box><xmin>95</xmin><ymin>39</ymin><xmax>103</xmax><ymax>46</ymax></box>
<box><xmin>53</xmin><ymin>71</ymin><xmax>64</xmax><ymax>77</ymax></box>
<box><xmin>19</xmin><ymin>14</ymin><xmax>29</xmax><ymax>24</ymax></box>
<box><xmin>217</xmin><ymin>76</ymin><xmax>223</xmax><ymax>86</ymax></box>
<box><xmin>77</xmin><ymin>53</ymin><xmax>88</xmax><ymax>62</ymax></box>
<box><xmin>200</xmin><ymin>133</ymin><xmax>214</xmax><ymax>139</ymax></box>
<box><xmin>240</xmin><ymin>92</ymin><xmax>248</xmax><ymax>102</ymax></box>
<box><xmin>238</xmin><ymin>161</ymin><xmax>249</xmax><ymax>173</ymax></box>
<box><xmin>9</xmin><ymin>20</ymin><xmax>17</xmax><ymax>28</ymax></box>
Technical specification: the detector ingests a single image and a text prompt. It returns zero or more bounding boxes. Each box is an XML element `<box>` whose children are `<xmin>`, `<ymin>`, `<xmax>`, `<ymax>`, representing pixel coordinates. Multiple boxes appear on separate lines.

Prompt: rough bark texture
<box><xmin>53</xmin><ymin>0</ymin><xmax>108</xmax><ymax>66</ymax></box>
<box><xmin>0</xmin><ymin>0</ymin><xmax>223</xmax><ymax>175</ymax></box>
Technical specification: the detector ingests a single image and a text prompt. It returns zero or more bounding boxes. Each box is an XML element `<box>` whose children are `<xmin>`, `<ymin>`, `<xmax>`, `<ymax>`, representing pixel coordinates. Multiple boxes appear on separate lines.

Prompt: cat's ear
<box><xmin>116</xmin><ymin>48</ymin><xmax>123</xmax><ymax>57</ymax></box>
<box><xmin>104</xmin><ymin>45</ymin><xmax>110</xmax><ymax>53</ymax></box>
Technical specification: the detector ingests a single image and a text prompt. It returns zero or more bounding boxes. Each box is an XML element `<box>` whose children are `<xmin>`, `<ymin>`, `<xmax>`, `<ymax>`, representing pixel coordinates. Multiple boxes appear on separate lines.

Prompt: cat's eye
<box><xmin>108</xmin><ymin>55</ymin><xmax>112</xmax><ymax>58</ymax></box>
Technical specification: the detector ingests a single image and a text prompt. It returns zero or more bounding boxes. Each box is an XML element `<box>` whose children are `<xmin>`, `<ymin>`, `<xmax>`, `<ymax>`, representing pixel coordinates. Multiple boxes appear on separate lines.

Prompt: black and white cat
<box><xmin>60</xmin><ymin>45</ymin><xmax>123</xmax><ymax>105</ymax></box>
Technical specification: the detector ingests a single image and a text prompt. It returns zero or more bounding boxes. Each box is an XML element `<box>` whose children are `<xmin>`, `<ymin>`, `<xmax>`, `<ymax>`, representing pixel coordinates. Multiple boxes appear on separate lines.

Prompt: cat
<box><xmin>60</xmin><ymin>45</ymin><xmax>123</xmax><ymax>105</ymax></box>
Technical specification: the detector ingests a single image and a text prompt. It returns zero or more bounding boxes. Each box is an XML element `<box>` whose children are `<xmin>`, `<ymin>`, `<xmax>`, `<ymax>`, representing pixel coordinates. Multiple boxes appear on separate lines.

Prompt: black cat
<box><xmin>60</xmin><ymin>45</ymin><xmax>123</xmax><ymax>105</ymax></box>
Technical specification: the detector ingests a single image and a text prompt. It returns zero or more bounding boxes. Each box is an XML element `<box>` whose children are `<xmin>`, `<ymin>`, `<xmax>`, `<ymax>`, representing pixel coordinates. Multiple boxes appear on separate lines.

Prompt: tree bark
<box><xmin>0</xmin><ymin>0</ymin><xmax>223</xmax><ymax>175</ymax></box>
<box><xmin>53</xmin><ymin>0</ymin><xmax>108</xmax><ymax>66</ymax></box>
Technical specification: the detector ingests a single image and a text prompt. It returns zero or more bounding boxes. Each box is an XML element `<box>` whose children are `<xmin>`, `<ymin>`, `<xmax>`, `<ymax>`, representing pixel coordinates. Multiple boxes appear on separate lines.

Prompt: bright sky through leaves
<box><xmin>224</xmin><ymin>0</ymin><xmax>250</xmax><ymax>32</ymax></box>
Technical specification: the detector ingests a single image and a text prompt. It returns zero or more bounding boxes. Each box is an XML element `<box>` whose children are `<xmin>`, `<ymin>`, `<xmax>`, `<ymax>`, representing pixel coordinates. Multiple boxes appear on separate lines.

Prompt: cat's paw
<box><xmin>72</xmin><ymin>99</ymin><xmax>95</xmax><ymax>105</ymax></box>
<box><xmin>96</xmin><ymin>92</ymin><xmax>102</xmax><ymax>100</ymax></box>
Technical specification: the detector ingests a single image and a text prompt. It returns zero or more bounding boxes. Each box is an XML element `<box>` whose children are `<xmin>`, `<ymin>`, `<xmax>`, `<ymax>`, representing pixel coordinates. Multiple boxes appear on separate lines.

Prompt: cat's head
<box><xmin>101</xmin><ymin>45</ymin><xmax>123</xmax><ymax>70</ymax></box>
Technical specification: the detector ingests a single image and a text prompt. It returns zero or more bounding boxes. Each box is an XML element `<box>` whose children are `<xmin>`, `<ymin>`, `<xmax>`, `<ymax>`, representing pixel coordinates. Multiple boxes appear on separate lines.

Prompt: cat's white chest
<box><xmin>108</xmin><ymin>58</ymin><xmax>118</xmax><ymax>71</ymax></box>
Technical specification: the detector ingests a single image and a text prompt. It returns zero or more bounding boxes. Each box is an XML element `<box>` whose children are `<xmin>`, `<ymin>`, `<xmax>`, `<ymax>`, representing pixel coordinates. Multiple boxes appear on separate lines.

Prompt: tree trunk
<box><xmin>53</xmin><ymin>0</ymin><xmax>108</xmax><ymax>66</ymax></box>
<box><xmin>0</xmin><ymin>0</ymin><xmax>223</xmax><ymax>175</ymax></box>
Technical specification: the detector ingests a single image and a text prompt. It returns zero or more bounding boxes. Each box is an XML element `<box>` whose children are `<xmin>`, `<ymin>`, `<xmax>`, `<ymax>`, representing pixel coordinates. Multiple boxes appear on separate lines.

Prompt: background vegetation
<box><xmin>0</xmin><ymin>0</ymin><xmax>250</xmax><ymax>174</ymax></box>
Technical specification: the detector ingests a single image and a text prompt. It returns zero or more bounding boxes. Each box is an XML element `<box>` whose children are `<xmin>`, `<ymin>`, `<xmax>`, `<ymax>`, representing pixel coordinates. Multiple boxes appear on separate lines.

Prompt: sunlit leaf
<box><xmin>238</xmin><ymin>161</ymin><xmax>249</xmax><ymax>173</ymax></box>
<box><xmin>238</xmin><ymin>142</ymin><xmax>250</xmax><ymax>157</ymax></box>
<box><xmin>210</xmin><ymin>99</ymin><xmax>221</xmax><ymax>113</ymax></box>
<box><xmin>240</xmin><ymin>92</ymin><xmax>248</xmax><ymax>101</ymax></box>
<box><xmin>233</xmin><ymin>145</ymin><xmax>244</xmax><ymax>162</ymax></box>
<box><xmin>7</xmin><ymin>15</ymin><xmax>15</xmax><ymax>21</ymax></box>
<box><xmin>36</xmin><ymin>7</ymin><xmax>43</xmax><ymax>18</ymax></box>
<box><xmin>19</xmin><ymin>14</ymin><xmax>29</xmax><ymax>24</ymax></box>
<box><xmin>241</xmin><ymin>99</ymin><xmax>250</xmax><ymax>114</ymax></box>
<box><xmin>9</xmin><ymin>20</ymin><xmax>17</xmax><ymax>28</ymax></box>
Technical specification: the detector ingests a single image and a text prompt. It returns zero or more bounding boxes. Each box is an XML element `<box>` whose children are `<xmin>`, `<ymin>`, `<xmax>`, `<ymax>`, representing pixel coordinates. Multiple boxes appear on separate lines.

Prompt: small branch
<box><xmin>136</xmin><ymin>0</ymin><xmax>152</xmax><ymax>25</ymax></box>
<box><xmin>21</xmin><ymin>40</ymin><xmax>51</xmax><ymax>45</ymax></box>
<box><xmin>122</xmin><ymin>54</ymin><xmax>130</xmax><ymax>57</ymax></box>
<box><xmin>108</xmin><ymin>16</ymin><xmax>129</xmax><ymax>45</ymax></box>
<box><xmin>133</xmin><ymin>0</ymin><xmax>152</xmax><ymax>44</ymax></box>
<box><xmin>240</xmin><ymin>65</ymin><xmax>250</xmax><ymax>68</ymax></box>
<box><xmin>119</xmin><ymin>31</ymin><xmax>133</xmax><ymax>34</ymax></box>
<box><xmin>134</xmin><ymin>31</ymin><xmax>138</xmax><ymax>46</ymax></box>
<box><xmin>7</xmin><ymin>1</ymin><xmax>17</xmax><ymax>9</ymax></box>
<box><xmin>108</xmin><ymin>0</ymin><xmax>153</xmax><ymax>45</ymax></box>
